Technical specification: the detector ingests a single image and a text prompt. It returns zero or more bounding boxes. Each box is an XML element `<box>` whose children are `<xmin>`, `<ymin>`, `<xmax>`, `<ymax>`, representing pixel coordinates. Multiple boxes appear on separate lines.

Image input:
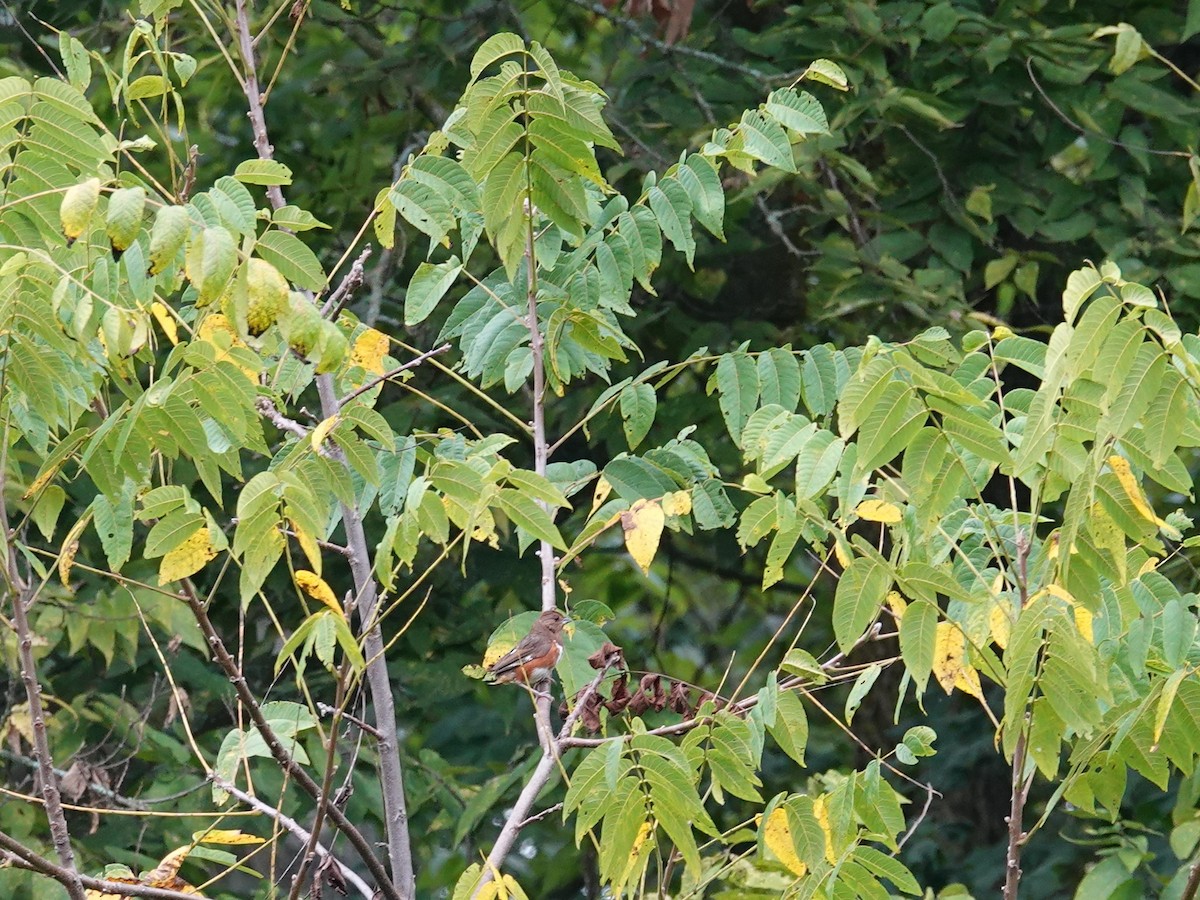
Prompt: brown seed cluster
<box><xmin>566</xmin><ymin>641</ymin><xmax>726</xmax><ymax>733</ymax></box>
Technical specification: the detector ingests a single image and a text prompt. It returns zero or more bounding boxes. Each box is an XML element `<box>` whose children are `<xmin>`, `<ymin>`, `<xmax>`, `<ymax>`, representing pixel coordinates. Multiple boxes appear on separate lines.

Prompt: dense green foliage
<box><xmin>4</xmin><ymin>3</ymin><xmax>1200</xmax><ymax>899</ymax></box>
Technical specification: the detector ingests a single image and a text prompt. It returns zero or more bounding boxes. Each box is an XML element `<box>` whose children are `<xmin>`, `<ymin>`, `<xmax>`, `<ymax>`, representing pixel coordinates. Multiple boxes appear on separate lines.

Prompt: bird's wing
<box><xmin>487</xmin><ymin>640</ymin><xmax>539</xmax><ymax>676</ymax></box>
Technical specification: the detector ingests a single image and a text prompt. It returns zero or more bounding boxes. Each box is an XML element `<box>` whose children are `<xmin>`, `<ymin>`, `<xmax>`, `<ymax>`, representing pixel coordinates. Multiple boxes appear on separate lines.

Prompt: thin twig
<box><xmin>180</xmin><ymin>583</ymin><xmax>400</xmax><ymax>900</ymax></box>
<box><xmin>337</xmin><ymin>343</ymin><xmax>452</xmax><ymax>409</ymax></box>
<box><xmin>1024</xmin><ymin>57</ymin><xmax>1188</xmax><ymax>160</ymax></box>
<box><xmin>321</xmin><ymin>246</ymin><xmax>372</xmax><ymax>319</ymax></box>
<box><xmin>1180</xmin><ymin>853</ymin><xmax>1200</xmax><ymax>900</ymax></box>
<box><xmin>318</xmin><ymin>702</ymin><xmax>382</xmax><ymax>739</ymax></box>
<box><xmin>214</xmin><ymin>776</ymin><xmax>373</xmax><ymax>899</ymax></box>
<box><xmin>897</xmin><ymin>782</ymin><xmax>936</xmax><ymax>849</ymax></box>
<box><xmin>517</xmin><ymin>802</ymin><xmax>563</xmax><ymax>828</ymax></box>
<box><xmin>255</xmin><ymin>396</ymin><xmax>309</xmax><ymax>439</ymax></box>
<box><xmin>1003</xmin><ymin>731</ymin><xmax>1030</xmax><ymax>900</ymax></box>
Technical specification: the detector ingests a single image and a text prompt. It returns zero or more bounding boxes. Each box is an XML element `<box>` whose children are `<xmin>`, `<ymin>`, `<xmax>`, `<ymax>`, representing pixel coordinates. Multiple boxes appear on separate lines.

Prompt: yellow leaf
<box><xmin>159</xmin><ymin>526</ymin><xmax>218</xmax><ymax>584</ymax></box>
<box><xmin>886</xmin><ymin>590</ymin><xmax>907</xmax><ymax>618</ymax></box>
<box><xmin>311</xmin><ymin>415</ymin><xmax>339</xmax><ymax>451</ymax></box>
<box><xmin>197</xmin><ymin>312</ymin><xmax>242</xmax><ymax>346</ymax></box>
<box><xmin>350</xmin><ymin>327</ymin><xmax>389</xmax><ymax>378</ymax></box>
<box><xmin>621</xmin><ymin>499</ymin><xmax>665</xmax><ymax>574</ymax></box>
<box><xmin>1139</xmin><ymin>557</ymin><xmax>1160</xmax><ymax>576</ymax></box>
<box><xmin>855</xmin><ymin>499</ymin><xmax>902</xmax><ymax>524</ymax></box>
<box><xmin>954</xmin><ymin>663</ymin><xmax>984</xmax><ymax>699</ymax></box>
<box><xmin>989</xmin><ymin>601</ymin><xmax>1011</xmax><ymax>650</ymax></box>
<box><xmin>482</xmin><ymin>638</ymin><xmax>515</xmax><ymax>670</ymax></box>
<box><xmin>761</xmin><ymin>807</ymin><xmax>807</xmax><ymax>876</ymax></box>
<box><xmin>3</xmin><ymin>702</ymin><xmax>33</xmax><ymax>748</ymax></box>
<box><xmin>1108</xmin><ymin>454</ymin><xmax>1166</xmax><ymax>527</ymax></box>
<box><xmin>294</xmin><ymin>570</ymin><xmax>343</xmax><ymax>615</ymax></box>
<box><xmin>1074</xmin><ymin>606</ymin><xmax>1094</xmax><ymax>644</ymax></box>
<box><xmin>617</xmin><ymin>821</ymin><xmax>654</xmax><ymax>889</ymax></box>
<box><xmin>195</xmin><ymin>828</ymin><xmax>265</xmax><ymax>845</ymax></box>
<box><xmin>812</xmin><ymin>796</ymin><xmax>837</xmax><ymax>864</ymax></box>
<box><xmin>662</xmin><ymin>490</ymin><xmax>692</xmax><ymax>516</ymax></box>
<box><xmin>591</xmin><ymin>475</ymin><xmax>612</xmax><ymax>514</ymax></box>
<box><xmin>1042</xmin><ymin>584</ymin><xmax>1075</xmax><ymax>605</ymax></box>
<box><xmin>288</xmin><ymin>518</ymin><xmax>321</xmax><ymax>574</ymax></box>
<box><xmin>58</xmin><ymin>511</ymin><xmax>92</xmax><ymax>588</ymax></box>
<box><xmin>150</xmin><ymin>301</ymin><xmax>179</xmax><ymax>345</ymax></box>
<box><xmin>141</xmin><ymin>846</ymin><xmax>190</xmax><ymax>885</ymax></box>
<box><xmin>833</xmin><ymin>536</ymin><xmax>851</xmax><ymax>569</ymax></box>
<box><xmin>933</xmin><ymin>622</ymin><xmax>966</xmax><ymax>695</ymax></box>
<box><xmin>499</xmin><ymin>873</ymin><xmax>529</xmax><ymax>900</ymax></box>
<box><xmin>197</xmin><ymin>313</ymin><xmax>256</xmax><ymax>381</ymax></box>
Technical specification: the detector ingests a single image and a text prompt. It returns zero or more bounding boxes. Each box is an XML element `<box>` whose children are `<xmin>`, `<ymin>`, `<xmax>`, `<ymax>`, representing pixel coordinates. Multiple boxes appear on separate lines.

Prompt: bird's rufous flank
<box><xmin>485</xmin><ymin>608</ymin><xmax>567</xmax><ymax>690</ymax></box>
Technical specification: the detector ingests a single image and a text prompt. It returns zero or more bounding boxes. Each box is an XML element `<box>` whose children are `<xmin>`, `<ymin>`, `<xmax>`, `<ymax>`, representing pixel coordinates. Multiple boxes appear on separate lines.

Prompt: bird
<box><xmin>484</xmin><ymin>608</ymin><xmax>567</xmax><ymax>697</ymax></box>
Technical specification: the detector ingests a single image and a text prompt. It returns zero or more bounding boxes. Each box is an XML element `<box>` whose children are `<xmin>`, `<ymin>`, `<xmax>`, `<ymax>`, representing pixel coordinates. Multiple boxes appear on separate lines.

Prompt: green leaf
<box><xmin>272</xmin><ymin>205</ymin><xmax>330</xmax><ymax>231</ymax></box>
<box><xmin>794</xmin><ymin>429</ymin><xmax>843</xmax><ymax>499</ymax></box>
<box><xmin>900</xmin><ymin>599</ymin><xmax>938</xmax><ymax>694</ymax></box>
<box><xmin>803</xmin><ymin>58</ymin><xmax>849</xmax><ymax>90</ymax></box>
<box><xmin>845</xmin><ymin>663</ymin><xmax>882</xmax><ymax>725</ymax></box>
<box><xmin>648</xmin><ymin>179</ymin><xmax>695</xmax><ymax>266</ymax></box>
<box><xmin>603</xmin><ymin>457</ymin><xmax>678</xmax><ymax>500</ymax></box>
<box><xmin>255</xmin><ymin>230</ymin><xmax>326</xmax><ymax>291</ymax></box>
<box><xmin>767</xmin><ymin>690</ymin><xmax>809</xmax><ymax>765</ymax></box>
<box><xmin>833</xmin><ymin>556</ymin><xmax>890</xmax><ymax>652</ymax></box>
<box><xmin>495</xmin><ymin>489</ymin><xmax>568</xmax><ymax>550</ymax></box>
<box><xmin>93</xmin><ymin>481</ymin><xmax>134</xmax><ymax>571</ymax></box>
<box><xmin>391</xmin><ymin>178</ymin><xmax>456</xmax><ymax>247</ymax></box>
<box><xmin>211</xmin><ymin>175</ymin><xmax>257</xmax><ymax>236</ymax></box>
<box><xmin>234</xmin><ymin>159</ymin><xmax>293</xmax><ymax>185</ymax></box>
<box><xmin>405</xmin><ymin>257</ymin><xmax>462</xmax><ymax>326</ymax></box>
<box><xmin>737</xmin><ymin>109</ymin><xmax>795</xmax><ymax>172</ymax></box>
<box><xmin>765</xmin><ymin>87</ymin><xmax>828</xmax><ymax>135</ymax></box>
<box><xmin>855</xmin><ymin>846</ymin><xmax>921</xmax><ymax>895</ymax></box>
<box><xmin>1062</xmin><ymin>266</ymin><xmax>1103</xmax><ymax>322</ymax></box>
<box><xmin>126</xmin><ymin>74</ymin><xmax>169</xmax><ymax>100</ymax></box>
<box><xmin>676</xmin><ymin>154</ymin><xmax>725</xmax><ymax>239</ymax></box>
<box><xmin>855</xmin><ymin>381</ymin><xmax>927</xmax><ymax>474</ymax></box>
<box><xmin>757</xmin><ymin>347</ymin><xmax>801</xmax><ymax>412</ymax></box>
<box><xmin>470</xmin><ymin>33</ymin><xmax>525</xmax><ymax>79</ymax></box>
<box><xmin>736</xmin><ymin>495</ymin><xmax>778</xmax><ymax>549</ymax></box>
<box><xmin>409</xmin><ymin>155</ymin><xmax>481</xmax><ymax>213</ymax></box>
<box><xmin>619</xmin><ymin>382</ymin><xmax>656</xmax><ymax>450</ymax></box>
<box><xmin>714</xmin><ymin>351</ymin><xmax>759</xmax><ymax>445</ymax></box>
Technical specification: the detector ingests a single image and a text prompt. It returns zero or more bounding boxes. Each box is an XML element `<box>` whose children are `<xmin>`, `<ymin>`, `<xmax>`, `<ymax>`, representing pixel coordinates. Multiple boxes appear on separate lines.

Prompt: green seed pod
<box><xmin>244</xmin><ymin>258</ymin><xmax>289</xmax><ymax>335</ymax></box>
<box><xmin>148</xmin><ymin>205</ymin><xmax>191</xmax><ymax>274</ymax></box>
<box><xmin>60</xmin><ymin>177</ymin><xmax>101</xmax><ymax>244</ymax></box>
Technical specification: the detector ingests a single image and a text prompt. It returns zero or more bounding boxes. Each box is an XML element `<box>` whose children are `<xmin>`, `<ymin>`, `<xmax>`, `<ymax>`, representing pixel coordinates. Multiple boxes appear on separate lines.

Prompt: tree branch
<box><xmin>213</xmin><ymin>775</ymin><xmax>374</xmax><ymax>899</ymax></box>
<box><xmin>321</xmin><ymin>246</ymin><xmax>372</xmax><ymax>319</ymax></box>
<box><xmin>472</xmin><ymin>665</ymin><xmax>612</xmax><ymax>898</ymax></box>
<box><xmin>232</xmin><ymin>3</ymin><xmax>416</xmax><ymax>895</ymax></box>
<box><xmin>180</xmin><ymin>584</ymin><xmax>400</xmax><ymax>900</ymax></box>
<box><xmin>0</xmin><ymin>828</ymin><xmax>197</xmax><ymax>900</ymax></box>
<box><xmin>0</xmin><ymin>444</ymin><xmax>84</xmax><ymax>899</ymax></box>
<box><xmin>337</xmin><ymin>342</ymin><xmax>452</xmax><ymax>410</ymax></box>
